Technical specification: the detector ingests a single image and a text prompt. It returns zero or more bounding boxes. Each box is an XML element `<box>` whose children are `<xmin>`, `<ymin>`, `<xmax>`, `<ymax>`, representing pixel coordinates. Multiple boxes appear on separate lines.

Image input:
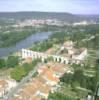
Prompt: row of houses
<box><xmin>11</xmin><ymin>62</ymin><xmax>71</xmax><ymax>100</ymax></box>
<box><xmin>0</xmin><ymin>79</ymin><xmax>17</xmax><ymax>98</ymax></box>
<box><xmin>0</xmin><ymin>80</ymin><xmax>8</xmax><ymax>97</ymax></box>
<box><xmin>14</xmin><ymin>19</ymin><xmax>63</xmax><ymax>28</ymax></box>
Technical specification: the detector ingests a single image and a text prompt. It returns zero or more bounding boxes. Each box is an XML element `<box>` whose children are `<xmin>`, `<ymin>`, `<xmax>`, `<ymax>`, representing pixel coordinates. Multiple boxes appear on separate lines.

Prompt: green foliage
<box><xmin>60</xmin><ymin>73</ymin><xmax>73</xmax><ymax>84</ymax></box>
<box><xmin>10</xmin><ymin>65</ymin><xmax>26</xmax><ymax>81</ymax></box>
<box><xmin>31</xmin><ymin>39</ymin><xmax>53</xmax><ymax>52</ymax></box>
<box><xmin>50</xmin><ymin>32</ymin><xmax>69</xmax><ymax>44</ymax></box>
<box><xmin>94</xmin><ymin>59</ymin><xmax>99</xmax><ymax>88</ymax></box>
<box><xmin>73</xmin><ymin>69</ymin><xmax>84</xmax><ymax>85</ymax></box>
<box><xmin>0</xmin><ymin>29</ymin><xmax>35</xmax><ymax>47</ymax></box>
<box><xmin>0</xmin><ymin>56</ymin><xmax>19</xmax><ymax>69</ymax></box>
<box><xmin>22</xmin><ymin>63</ymin><xmax>32</xmax><ymax>75</ymax></box>
<box><xmin>60</xmin><ymin>65</ymin><xmax>97</xmax><ymax>92</ymax></box>
<box><xmin>74</xmin><ymin>24</ymin><xmax>99</xmax><ymax>49</ymax></box>
<box><xmin>31</xmin><ymin>31</ymin><xmax>70</xmax><ymax>52</ymax></box>
<box><xmin>47</xmin><ymin>92</ymin><xmax>75</xmax><ymax>100</ymax></box>
<box><xmin>32</xmin><ymin>71</ymin><xmax>38</xmax><ymax>77</ymax></box>
<box><xmin>10</xmin><ymin>59</ymin><xmax>40</xmax><ymax>81</ymax></box>
<box><xmin>7</xmin><ymin>56</ymin><xmax>19</xmax><ymax>68</ymax></box>
<box><xmin>84</xmin><ymin>24</ymin><xmax>99</xmax><ymax>35</ymax></box>
<box><xmin>0</xmin><ymin>58</ymin><xmax>6</xmax><ymax>68</ymax></box>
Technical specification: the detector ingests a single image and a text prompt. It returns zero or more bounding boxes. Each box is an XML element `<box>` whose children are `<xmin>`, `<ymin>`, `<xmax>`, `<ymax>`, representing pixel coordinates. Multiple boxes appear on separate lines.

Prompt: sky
<box><xmin>0</xmin><ymin>0</ymin><xmax>99</xmax><ymax>14</ymax></box>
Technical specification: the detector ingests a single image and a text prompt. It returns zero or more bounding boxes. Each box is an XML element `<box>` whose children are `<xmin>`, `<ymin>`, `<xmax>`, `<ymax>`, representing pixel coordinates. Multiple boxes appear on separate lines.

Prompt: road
<box><xmin>82</xmin><ymin>35</ymin><xmax>95</xmax><ymax>42</ymax></box>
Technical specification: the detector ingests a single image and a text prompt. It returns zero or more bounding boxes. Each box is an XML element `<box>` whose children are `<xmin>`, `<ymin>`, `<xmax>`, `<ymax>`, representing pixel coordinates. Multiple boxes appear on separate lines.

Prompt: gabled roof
<box><xmin>42</xmin><ymin>70</ymin><xmax>60</xmax><ymax>82</ymax></box>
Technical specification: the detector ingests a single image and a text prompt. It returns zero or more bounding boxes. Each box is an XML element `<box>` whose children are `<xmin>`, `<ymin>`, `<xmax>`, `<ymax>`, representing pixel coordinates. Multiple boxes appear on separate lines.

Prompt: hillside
<box><xmin>0</xmin><ymin>11</ymin><xmax>82</xmax><ymax>22</ymax></box>
<box><xmin>0</xmin><ymin>11</ymin><xmax>99</xmax><ymax>23</ymax></box>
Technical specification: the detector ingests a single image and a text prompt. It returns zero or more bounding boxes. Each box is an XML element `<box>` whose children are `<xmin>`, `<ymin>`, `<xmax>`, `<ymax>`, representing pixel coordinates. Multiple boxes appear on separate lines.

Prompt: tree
<box><xmin>10</xmin><ymin>66</ymin><xmax>26</xmax><ymax>81</ymax></box>
<box><xmin>94</xmin><ymin>59</ymin><xmax>99</xmax><ymax>84</ymax></box>
<box><xmin>73</xmin><ymin>68</ymin><xmax>84</xmax><ymax>85</ymax></box>
<box><xmin>0</xmin><ymin>58</ymin><xmax>6</xmax><ymax>68</ymax></box>
<box><xmin>7</xmin><ymin>56</ymin><xmax>19</xmax><ymax>67</ymax></box>
<box><xmin>60</xmin><ymin>73</ymin><xmax>73</xmax><ymax>85</ymax></box>
<box><xmin>10</xmin><ymin>59</ymin><xmax>40</xmax><ymax>81</ymax></box>
<box><xmin>23</xmin><ymin>63</ymin><xmax>32</xmax><ymax>75</ymax></box>
<box><xmin>48</xmin><ymin>92</ymin><xmax>75</xmax><ymax>100</ymax></box>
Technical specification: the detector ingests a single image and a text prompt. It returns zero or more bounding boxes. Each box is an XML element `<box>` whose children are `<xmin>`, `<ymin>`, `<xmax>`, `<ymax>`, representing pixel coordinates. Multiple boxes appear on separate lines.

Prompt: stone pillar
<box><xmin>61</xmin><ymin>58</ymin><xmax>64</xmax><ymax>64</ymax></box>
<box><xmin>53</xmin><ymin>57</ymin><xmax>56</xmax><ymax>62</ymax></box>
<box><xmin>41</xmin><ymin>57</ymin><xmax>46</xmax><ymax>63</ymax></box>
<box><xmin>53</xmin><ymin>56</ymin><xmax>57</xmax><ymax>62</ymax></box>
<box><xmin>56</xmin><ymin>57</ymin><xmax>59</xmax><ymax>62</ymax></box>
<box><xmin>65</xmin><ymin>59</ymin><xmax>69</xmax><ymax>64</ymax></box>
<box><xmin>35</xmin><ymin>53</ymin><xmax>38</xmax><ymax>59</ymax></box>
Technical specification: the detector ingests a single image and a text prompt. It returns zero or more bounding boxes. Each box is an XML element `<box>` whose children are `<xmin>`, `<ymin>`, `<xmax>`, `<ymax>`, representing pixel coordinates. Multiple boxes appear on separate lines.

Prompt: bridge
<box><xmin>21</xmin><ymin>49</ymin><xmax>83</xmax><ymax>65</ymax></box>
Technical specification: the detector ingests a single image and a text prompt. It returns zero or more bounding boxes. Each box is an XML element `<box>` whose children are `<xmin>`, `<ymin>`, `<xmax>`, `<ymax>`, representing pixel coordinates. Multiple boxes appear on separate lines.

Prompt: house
<box><xmin>12</xmin><ymin>77</ymin><xmax>52</xmax><ymax>100</ymax></box>
<box><xmin>42</xmin><ymin>70</ymin><xmax>60</xmax><ymax>86</ymax></box>
<box><xmin>72</xmin><ymin>48</ymin><xmax>87</xmax><ymax>61</ymax></box>
<box><xmin>63</xmin><ymin>41</ymin><xmax>73</xmax><ymax>50</ymax></box>
<box><xmin>11</xmin><ymin>62</ymin><xmax>71</xmax><ymax>100</ymax></box>
<box><xmin>0</xmin><ymin>80</ymin><xmax>8</xmax><ymax>97</ymax></box>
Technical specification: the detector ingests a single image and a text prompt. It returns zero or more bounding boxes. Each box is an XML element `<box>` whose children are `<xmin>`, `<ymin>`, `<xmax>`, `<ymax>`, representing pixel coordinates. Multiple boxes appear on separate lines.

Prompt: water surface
<box><xmin>0</xmin><ymin>32</ymin><xmax>51</xmax><ymax>57</ymax></box>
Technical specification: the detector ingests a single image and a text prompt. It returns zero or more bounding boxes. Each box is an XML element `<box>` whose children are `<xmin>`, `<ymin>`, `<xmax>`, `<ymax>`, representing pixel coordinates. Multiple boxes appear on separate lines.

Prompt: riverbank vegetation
<box><xmin>30</xmin><ymin>31</ymin><xmax>70</xmax><ymax>52</ymax></box>
<box><xmin>30</xmin><ymin>24</ymin><xmax>99</xmax><ymax>53</ymax></box>
<box><xmin>0</xmin><ymin>28</ymin><xmax>36</xmax><ymax>47</ymax></box>
<box><xmin>0</xmin><ymin>24</ymin><xmax>65</xmax><ymax>48</ymax></box>
<box><xmin>0</xmin><ymin>23</ymin><xmax>99</xmax><ymax>49</ymax></box>
<box><xmin>0</xmin><ymin>56</ymin><xmax>19</xmax><ymax>69</ymax></box>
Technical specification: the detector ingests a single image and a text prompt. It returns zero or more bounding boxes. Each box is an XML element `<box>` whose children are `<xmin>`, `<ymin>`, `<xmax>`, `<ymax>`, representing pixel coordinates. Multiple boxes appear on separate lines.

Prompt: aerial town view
<box><xmin>0</xmin><ymin>0</ymin><xmax>99</xmax><ymax>100</ymax></box>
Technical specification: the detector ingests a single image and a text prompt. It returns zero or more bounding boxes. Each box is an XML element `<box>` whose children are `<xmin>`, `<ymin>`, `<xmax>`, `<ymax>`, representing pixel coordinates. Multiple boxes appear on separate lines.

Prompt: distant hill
<box><xmin>77</xmin><ymin>15</ymin><xmax>99</xmax><ymax>22</ymax></box>
<box><xmin>0</xmin><ymin>11</ymin><xmax>99</xmax><ymax>23</ymax></box>
<box><xmin>0</xmin><ymin>11</ymin><xmax>82</xmax><ymax>22</ymax></box>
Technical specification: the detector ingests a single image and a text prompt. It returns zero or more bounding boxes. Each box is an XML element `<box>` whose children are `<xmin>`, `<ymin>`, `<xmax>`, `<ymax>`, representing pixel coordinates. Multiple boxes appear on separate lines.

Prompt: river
<box><xmin>0</xmin><ymin>32</ymin><xmax>51</xmax><ymax>57</ymax></box>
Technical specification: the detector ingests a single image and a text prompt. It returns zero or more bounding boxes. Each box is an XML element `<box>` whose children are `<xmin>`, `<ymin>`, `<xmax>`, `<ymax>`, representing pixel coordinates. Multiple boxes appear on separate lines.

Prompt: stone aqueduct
<box><xmin>21</xmin><ymin>49</ymin><xmax>82</xmax><ymax>64</ymax></box>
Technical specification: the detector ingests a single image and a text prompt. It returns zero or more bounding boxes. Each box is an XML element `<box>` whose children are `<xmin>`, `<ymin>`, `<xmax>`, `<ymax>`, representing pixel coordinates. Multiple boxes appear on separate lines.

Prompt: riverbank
<box><xmin>0</xmin><ymin>28</ymin><xmax>36</xmax><ymax>47</ymax></box>
<box><xmin>0</xmin><ymin>32</ymin><xmax>52</xmax><ymax>57</ymax></box>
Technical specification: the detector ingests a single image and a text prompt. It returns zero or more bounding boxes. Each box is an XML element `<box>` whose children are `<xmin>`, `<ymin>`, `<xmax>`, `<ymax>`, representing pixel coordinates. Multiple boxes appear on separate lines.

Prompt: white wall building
<box><xmin>72</xmin><ymin>48</ymin><xmax>87</xmax><ymax>60</ymax></box>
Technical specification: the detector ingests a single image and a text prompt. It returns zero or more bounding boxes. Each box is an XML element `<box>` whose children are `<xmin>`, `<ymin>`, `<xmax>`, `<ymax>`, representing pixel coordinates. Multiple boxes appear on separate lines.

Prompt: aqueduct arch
<box><xmin>21</xmin><ymin>49</ymin><xmax>70</xmax><ymax>64</ymax></box>
<box><xmin>21</xmin><ymin>49</ymin><xmax>82</xmax><ymax>65</ymax></box>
